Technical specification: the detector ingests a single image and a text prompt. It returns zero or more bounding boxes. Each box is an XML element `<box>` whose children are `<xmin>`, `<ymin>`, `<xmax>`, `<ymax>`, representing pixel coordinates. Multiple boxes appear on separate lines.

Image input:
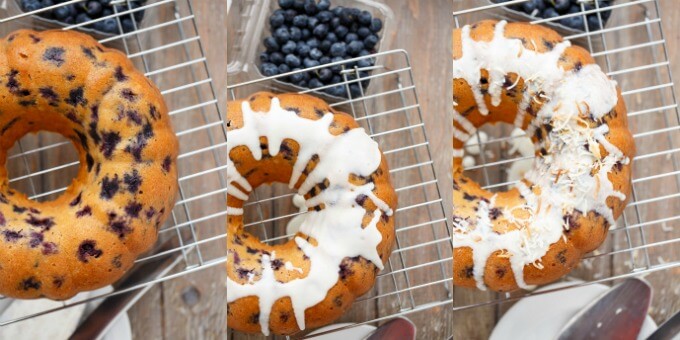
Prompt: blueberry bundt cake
<box><xmin>0</xmin><ymin>30</ymin><xmax>178</xmax><ymax>299</ymax></box>
<box><xmin>226</xmin><ymin>92</ymin><xmax>397</xmax><ymax>336</ymax></box>
<box><xmin>452</xmin><ymin>21</ymin><xmax>635</xmax><ymax>292</ymax></box>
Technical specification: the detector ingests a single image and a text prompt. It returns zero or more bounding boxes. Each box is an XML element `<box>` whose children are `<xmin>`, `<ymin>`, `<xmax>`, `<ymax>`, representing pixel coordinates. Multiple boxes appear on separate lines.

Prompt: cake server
<box><xmin>556</xmin><ymin>278</ymin><xmax>652</xmax><ymax>340</ymax></box>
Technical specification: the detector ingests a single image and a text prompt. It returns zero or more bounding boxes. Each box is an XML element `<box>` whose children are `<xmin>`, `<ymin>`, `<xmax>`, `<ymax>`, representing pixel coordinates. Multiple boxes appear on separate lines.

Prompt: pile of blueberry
<box><xmin>259</xmin><ymin>0</ymin><xmax>384</xmax><ymax>98</ymax></box>
<box><xmin>19</xmin><ymin>0</ymin><xmax>146</xmax><ymax>35</ymax></box>
<box><xmin>497</xmin><ymin>0</ymin><xmax>612</xmax><ymax>31</ymax></box>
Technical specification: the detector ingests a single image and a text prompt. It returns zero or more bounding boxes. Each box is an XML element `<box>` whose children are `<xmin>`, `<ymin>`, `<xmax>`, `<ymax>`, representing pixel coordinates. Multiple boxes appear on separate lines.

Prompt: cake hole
<box><xmin>7</xmin><ymin>132</ymin><xmax>81</xmax><ymax>202</ymax></box>
<box><xmin>461</xmin><ymin>122</ymin><xmax>537</xmax><ymax>193</ymax></box>
<box><xmin>243</xmin><ymin>182</ymin><xmax>306</xmax><ymax>246</ymax></box>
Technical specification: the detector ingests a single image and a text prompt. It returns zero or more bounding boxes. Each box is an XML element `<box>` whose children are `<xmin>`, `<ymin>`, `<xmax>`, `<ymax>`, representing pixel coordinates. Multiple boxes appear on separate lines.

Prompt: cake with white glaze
<box><xmin>226</xmin><ymin>92</ymin><xmax>397</xmax><ymax>335</ymax></box>
<box><xmin>452</xmin><ymin>20</ymin><xmax>635</xmax><ymax>292</ymax></box>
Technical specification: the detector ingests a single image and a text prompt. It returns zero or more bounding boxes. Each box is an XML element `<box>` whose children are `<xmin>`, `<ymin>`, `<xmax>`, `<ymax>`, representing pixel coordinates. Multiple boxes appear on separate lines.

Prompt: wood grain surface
<box><xmin>453</xmin><ymin>0</ymin><xmax>680</xmax><ymax>339</ymax></box>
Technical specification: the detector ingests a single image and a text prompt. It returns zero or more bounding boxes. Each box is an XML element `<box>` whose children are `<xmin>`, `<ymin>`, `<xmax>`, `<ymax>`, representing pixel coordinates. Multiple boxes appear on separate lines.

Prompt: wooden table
<box><xmin>453</xmin><ymin>0</ymin><xmax>680</xmax><ymax>339</ymax></box>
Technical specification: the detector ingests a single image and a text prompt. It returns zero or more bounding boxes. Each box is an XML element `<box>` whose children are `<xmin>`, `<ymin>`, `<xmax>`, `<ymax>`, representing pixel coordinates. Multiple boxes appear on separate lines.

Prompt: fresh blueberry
<box><xmin>261</xmin><ymin>63</ymin><xmax>279</xmax><ymax>76</ymax></box>
<box><xmin>317</xmin><ymin>10</ymin><xmax>333</xmax><ymax>23</ymax></box>
<box><xmin>542</xmin><ymin>7</ymin><xmax>559</xmax><ymax>19</ymax></box>
<box><xmin>303</xmin><ymin>58</ymin><xmax>320</xmax><ymax>68</ymax></box>
<box><xmin>331</xmin><ymin>6</ymin><xmax>344</xmax><ymax>17</ymax></box>
<box><xmin>309</xmin><ymin>47</ymin><xmax>323</xmax><ymax>60</ymax></box>
<box><xmin>331</xmin><ymin>75</ymin><xmax>342</xmax><ymax>84</ymax></box>
<box><xmin>278</xmin><ymin>0</ymin><xmax>295</xmax><ymax>9</ymax></box>
<box><xmin>102</xmin><ymin>8</ymin><xmax>113</xmax><ymax>17</ymax></box>
<box><xmin>85</xmin><ymin>1</ymin><xmax>103</xmax><ymax>16</ymax></box>
<box><xmin>274</xmin><ymin>27</ymin><xmax>291</xmax><ymax>43</ymax></box>
<box><xmin>264</xmin><ymin>36</ymin><xmax>280</xmax><ymax>52</ymax></box>
<box><xmin>319</xmin><ymin>40</ymin><xmax>332</xmax><ymax>53</ymax></box>
<box><xmin>121</xmin><ymin>18</ymin><xmax>136</xmax><ymax>32</ymax></box>
<box><xmin>554</xmin><ymin>0</ymin><xmax>571</xmax><ymax>13</ymax></box>
<box><xmin>278</xmin><ymin>63</ymin><xmax>291</xmax><ymax>74</ymax></box>
<box><xmin>347</xmin><ymin>40</ymin><xmax>364</xmax><ymax>56</ymax></box>
<box><xmin>289</xmin><ymin>71</ymin><xmax>305</xmax><ymax>83</ymax></box>
<box><xmin>270</xmin><ymin>11</ymin><xmax>286</xmax><ymax>28</ymax></box>
<box><xmin>283</xmin><ymin>9</ymin><xmax>297</xmax><ymax>23</ymax></box>
<box><xmin>330</xmin><ymin>17</ymin><xmax>341</xmax><ymax>29</ymax></box>
<box><xmin>270</xmin><ymin>52</ymin><xmax>285</xmax><ymax>64</ymax></box>
<box><xmin>64</xmin><ymin>16</ymin><xmax>76</xmax><ymax>24</ymax></box>
<box><xmin>290</xmin><ymin>26</ymin><xmax>302</xmax><ymax>41</ymax></box>
<box><xmin>359</xmin><ymin>49</ymin><xmax>371</xmax><ymax>57</ymax></box>
<box><xmin>309</xmin><ymin>78</ymin><xmax>324</xmax><ymax>89</ymax></box>
<box><xmin>330</xmin><ymin>56</ymin><xmax>344</xmax><ymax>72</ymax></box>
<box><xmin>76</xmin><ymin>13</ymin><xmax>92</xmax><ymax>25</ymax></box>
<box><xmin>318</xmin><ymin>68</ymin><xmax>333</xmax><ymax>82</ymax></box>
<box><xmin>326</xmin><ymin>32</ymin><xmax>338</xmax><ymax>43</ymax></box>
<box><xmin>330</xmin><ymin>42</ymin><xmax>347</xmax><ymax>57</ymax></box>
<box><xmin>345</xmin><ymin>32</ymin><xmax>359</xmax><ymax>43</ymax></box>
<box><xmin>560</xmin><ymin>12</ymin><xmax>584</xmax><ymax>30</ymax></box>
<box><xmin>369</xmin><ymin>18</ymin><xmax>383</xmax><ymax>33</ymax></box>
<box><xmin>358</xmin><ymin>10</ymin><xmax>372</xmax><ymax>25</ymax></box>
<box><xmin>306</xmin><ymin>37</ymin><xmax>320</xmax><ymax>48</ymax></box>
<box><xmin>356</xmin><ymin>27</ymin><xmax>370</xmax><ymax>39</ymax></box>
<box><xmin>326</xmin><ymin>85</ymin><xmax>347</xmax><ymax>97</ymax></box>
<box><xmin>522</xmin><ymin>0</ymin><xmax>545</xmax><ymax>14</ymax></box>
<box><xmin>357</xmin><ymin>58</ymin><xmax>373</xmax><ymax>68</ymax></box>
<box><xmin>285</xmin><ymin>54</ymin><xmax>302</xmax><ymax>67</ymax></box>
<box><xmin>319</xmin><ymin>56</ymin><xmax>331</xmax><ymax>64</ymax></box>
<box><xmin>128</xmin><ymin>2</ymin><xmax>144</xmax><ymax>21</ymax></box>
<box><xmin>292</xmin><ymin>0</ymin><xmax>305</xmax><ymax>10</ymax></box>
<box><xmin>364</xmin><ymin>34</ymin><xmax>379</xmax><ymax>49</ymax></box>
<box><xmin>281</xmin><ymin>40</ymin><xmax>297</xmax><ymax>54</ymax></box>
<box><xmin>259</xmin><ymin>51</ymin><xmax>271</xmax><ymax>63</ymax></box>
<box><xmin>313</xmin><ymin>24</ymin><xmax>329</xmax><ymax>38</ymax></box>
<box><xmin>21</xmin><ymin>0</ymin><xmax>41</xmax><ymax>12</ymax></box>
<box><xmin>335</xmin><ymin>25</ymin><xmax>349</xmax><ymax>38</ymax></box>
<box><xmin>317</xmin><ymin>0</ymin><xmax>331</xmax><ymax>11</ymax></box>
<box><xmin>296</xmin><ymin>42</ymin><xmax>311</xmax><ymax>57</ymax></box>
<box><xmin>587</xmin><ymin>14</ymin><xmax>603</xmax><ymax>30</ymax></box>
<box><xmin>303</xmin><ymin>0</ymin><xmax>317</xmax><ymax>15</ymax></box>
<box><xmin>307</xmin><ymin>16</ymin><xmax>319</xmax><ymax>28</ymax></box>
<box><xmin>297</xmin><ymin>79</ymin><xmax>309</xmax><ymax>88</ymax></box>
<box><xmin>293</xmin><ymin>14</ymin><xmax>308</xmax><ymax>27</ymax></box>
<box><xmin>53</xmin><ymin>4</ymin><xmax>71</xmax><ymax>19</ymax></box>
<box><xmin>97</xmin><ymin>18</ymin><xmax>118</xmax><ymax>33</ymax></box>
<box><xmin>340</xmin><ymin>8</ymin><xmax>355</xmax><ymax>25</ymax></box>
<box><xmin>301</xmin><ymin>28</ymin><xmax>311</xmax><ymax>39</ymax></box>
<box><xmin>349</xmin><ymin>84</ymin><xmax>362</xmax><ymax>97</ymax></box>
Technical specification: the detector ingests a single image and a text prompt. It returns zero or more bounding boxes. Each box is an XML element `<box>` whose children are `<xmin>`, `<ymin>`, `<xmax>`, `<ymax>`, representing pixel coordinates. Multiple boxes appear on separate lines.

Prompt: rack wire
<box><xmin>0</xmin><ymin>0</ymin><xmax>232</xmax><ymax>328</ymax></box>
<box><xmin>453</xmin><ymin>0</ymin><xmax>680</xmax><ymax>326</ymax></box>
<box><xmin>226</xmin><ymin>50</ymin><xmax>453</xmax><ymax>339</ymax></box>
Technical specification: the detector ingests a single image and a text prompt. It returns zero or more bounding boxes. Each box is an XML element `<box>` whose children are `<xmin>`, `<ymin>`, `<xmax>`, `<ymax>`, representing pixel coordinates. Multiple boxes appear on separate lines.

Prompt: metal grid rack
<box><xmin>452</xmin><ymin>0</ymin><xmax>680</xmax><ymax>322</ymax></box>
<box><xmin>0</xmin><ymin>0</ymin><xmax>231</xmax><ymax>327</ymax></box>
<box><xmin>226</xmin><ymin>50</ymin><xmax>453</xmax><ymax>339</ymax></box>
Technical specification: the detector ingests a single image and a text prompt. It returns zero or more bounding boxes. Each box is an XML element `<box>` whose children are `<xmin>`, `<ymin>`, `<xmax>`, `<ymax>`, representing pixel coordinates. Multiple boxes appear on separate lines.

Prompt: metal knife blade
<box><xmin>556</xmin><ymin>278</ymin><xmax>652</xmax><ymax>340</ymax></box>
<box><xmin>646</xmin><ymin>309</ymin><xmax>680</xmax><ymax>340</ymax></box>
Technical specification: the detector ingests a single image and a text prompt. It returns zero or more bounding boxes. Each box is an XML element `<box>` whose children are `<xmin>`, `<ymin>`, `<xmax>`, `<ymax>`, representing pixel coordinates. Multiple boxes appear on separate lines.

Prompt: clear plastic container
<box><xmin>227</xmin><ymin>0</ymin><xmax>395</xmax><ymax>96</ymax></box>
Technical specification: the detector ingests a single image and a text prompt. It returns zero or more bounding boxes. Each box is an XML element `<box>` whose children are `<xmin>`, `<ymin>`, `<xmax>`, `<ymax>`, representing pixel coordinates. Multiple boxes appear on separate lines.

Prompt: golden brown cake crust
<box><xmin>452</xmin><ymin>21</ymin><xmax>635</xmax><ymax>292</ymax></box>
<box><xmin>226</xmin><ymin>92</ymin><xmax>397</xmax><ymax>336</ymax></box>
<box><xmin>0</xmin><ymin>30</ymin><xmax>178</xmax><ymax>299</ymax></box>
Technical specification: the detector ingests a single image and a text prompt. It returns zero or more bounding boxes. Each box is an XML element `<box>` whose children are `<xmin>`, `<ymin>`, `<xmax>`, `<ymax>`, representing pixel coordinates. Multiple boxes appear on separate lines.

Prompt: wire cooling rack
<box><xmin>453</xmin><ymin>0</ymin><xmax>680</xmax><ymax>324</ymax></box>
<box><xmin>226</xmin><ymin>50</ymin><xmax>453</xmax><ymax>339</ymax></box>
<box><xmin>0</xmin><ymin>0</ymin><xmax>231</xmax><ymax>327</ymax></box>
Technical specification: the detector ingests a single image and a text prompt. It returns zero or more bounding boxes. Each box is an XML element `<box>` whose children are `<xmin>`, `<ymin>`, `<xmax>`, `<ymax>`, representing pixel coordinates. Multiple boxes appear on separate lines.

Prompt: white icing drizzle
<box><xmin>452</xmin><ymin>21</ymin><xmax>628</xmax><ymax>290</ymax></box>
<box><xmin>453</xmin><ymin>108</ymin><xmax>477</xmax><ymax>134</ymax></box>
<box><xmin>226</xmin><ymin>98</ymin><xmax>392</xmax><ymax>335</ymax></box>
<box><xmin>453</xmin><ymin>148</ymin><xmax>465</xmax><ymax>159</ymax></box>
<box><xmin>227</xmin><ymin>206</ymin><xmax>244</xmax><ymax>216</ymax></box>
